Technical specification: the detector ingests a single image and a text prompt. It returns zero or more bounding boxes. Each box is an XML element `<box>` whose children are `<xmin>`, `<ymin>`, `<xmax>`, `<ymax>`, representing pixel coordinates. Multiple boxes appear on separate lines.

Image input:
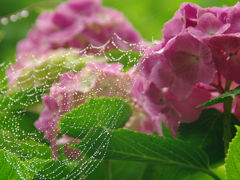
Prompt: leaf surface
<box><xmin>225</xmin><ymin>126</ymin><xmax>240</xmax><ymax>180</ymax></box>
<box><xmin>197</xmin><ymin>87</ymin><xmax>240</xmax><ymax>108</ymax></box>
<box><xmin>60</xmin><ymin>97</ymin><xmax>132</xmax><ymax>139</ymax></box>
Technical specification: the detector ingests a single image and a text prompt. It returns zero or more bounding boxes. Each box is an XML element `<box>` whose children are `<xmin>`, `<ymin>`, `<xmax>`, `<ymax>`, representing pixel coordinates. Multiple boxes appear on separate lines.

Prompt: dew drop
<box><xmin>20</xmin><ymin>10</ymin><xmax>29</xmax><ymax>18</ymax></box>
<box><xmin>10</xmin><ymin>15</ymin><xmax>18</xmax><ymax>22</ymax></box>
<box><xmin>1</xmin><ymin>17</ymin><xmax>8</xmax><ymax>25</ymax></box>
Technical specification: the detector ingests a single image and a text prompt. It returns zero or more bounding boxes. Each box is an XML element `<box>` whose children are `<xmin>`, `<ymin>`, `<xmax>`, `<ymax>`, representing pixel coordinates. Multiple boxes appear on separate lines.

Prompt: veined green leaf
<box><xmin>178</xmin><ymin>109</ymin><xmax>240</xmax><ymax>164</ymax></box>
<box><xmin>225</xmin><ymin>126</ymin><xmax>240</xmax><ymax>180</ymax></box>
<box><xmin>0</xmin><ymin>86</ymin><xmax>47</xmax><ymax>112</ymax></box>
<box><xmin>162</xmin><ymin>121</ymin><xmax>173</xmax><ymax>138</ymax></box>
<box><xmin>0</xmin><ymin>111</ymin><xmax>45</xmax><ymax>140</ymax></box>
<box><xmin>197</xmin><ymin>87</ymin><xmax>240</xmax><ymax>108</ymax></box>
<box><xmin>59</xmin><ymin>97</ymin><xmax>132</xmax><ymax>139</ymax></box>
<box><xmin>0</xmin><ymin>130</ymin><xmax>52</xmax><ymax>160</ymax></box>
<box><xmin>73</xmin><ymin>129</ymin><xmax>220</xmax><ymax>180</ymax></box>
<box><xmin>0</xmin><ymin>150</ymin><xmax>52</xmax><ymax>180</ymax></box>
<box><xmin>87</xmin><ymin>160</ymin><xmax>146</xmax><ymax>180</ymax></box>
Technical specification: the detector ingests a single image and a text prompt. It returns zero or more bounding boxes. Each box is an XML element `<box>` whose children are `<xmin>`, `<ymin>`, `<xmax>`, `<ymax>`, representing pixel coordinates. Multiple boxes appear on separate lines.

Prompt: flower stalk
<box><xmin>223</xmin><ymin>80</ymin><xmax>232</xmax><ymax>154</ymax></box>
<box><xmin>105</xmin><ymin>160</ymin><xmax>111</xmax><ymax>180</ymax></box>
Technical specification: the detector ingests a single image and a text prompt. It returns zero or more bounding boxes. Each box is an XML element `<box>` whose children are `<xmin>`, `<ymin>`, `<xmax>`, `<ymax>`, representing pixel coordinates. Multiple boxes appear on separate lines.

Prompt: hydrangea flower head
<box><xmin>35</xmin><ymin>62</ymin><xmax>155</xmax><ymax>159</ymax></box>
<box><xmin>136</xmin><ymin>2</ymin><xmax>240</xmax><ymax>134</ymax></box>
<box><xmin>17</xmin><ymin>0</ymin><xmax>143</xmax><ymax>60</ymax></box>
<box><xmin>132</xmin><ymin>74</ymin><xmax>211</xmax><ymax>136</ymax></box>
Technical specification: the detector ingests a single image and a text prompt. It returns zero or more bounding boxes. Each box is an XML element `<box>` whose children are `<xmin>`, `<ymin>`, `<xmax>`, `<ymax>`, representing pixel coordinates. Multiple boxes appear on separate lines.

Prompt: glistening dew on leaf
<box><xmin>7</xmin><ymin>49</ymin><xmax>106</xmax><ymax>93</ymax></box>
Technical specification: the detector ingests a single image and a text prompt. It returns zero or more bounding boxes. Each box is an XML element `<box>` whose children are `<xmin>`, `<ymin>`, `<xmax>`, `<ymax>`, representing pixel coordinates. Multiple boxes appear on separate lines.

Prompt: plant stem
<box><xmin>205</xmin><ymin>169</ymin><xmax>222</xmax><ymax>180</ymax></box>
<box><xmin>225</xmin><ymin>80</ymin><xmax>231</xmax><ymax>91</ymax></box>
<box><xmin>105</xmin><ymin>160</ymin><xmax>111</xmax><ymax>180</ymax></box>
<box><xmin>223</xmin><ymin>79</ymin><xmax>232</xmax><ymax>154</ymax></box>
<box><xmin>223</xmin><ymin>97</ymin><xmax>233</xmax><ymax>154</ymax></box>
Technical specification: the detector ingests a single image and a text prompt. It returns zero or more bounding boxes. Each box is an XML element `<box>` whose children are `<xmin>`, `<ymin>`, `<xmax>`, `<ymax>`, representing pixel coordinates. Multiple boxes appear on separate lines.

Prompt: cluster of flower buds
<box><xmin>136</xmin><ymin>2</ymin><xmax>240</xmax><ymax>135</ymax></box>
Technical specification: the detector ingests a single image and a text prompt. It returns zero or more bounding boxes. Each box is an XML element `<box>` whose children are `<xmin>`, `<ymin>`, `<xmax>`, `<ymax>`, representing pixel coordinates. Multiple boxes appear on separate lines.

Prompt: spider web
<box><xmin>0</xmin><ymin>33</ymin><xmax>146</xmax><ymax>180</ymax></box>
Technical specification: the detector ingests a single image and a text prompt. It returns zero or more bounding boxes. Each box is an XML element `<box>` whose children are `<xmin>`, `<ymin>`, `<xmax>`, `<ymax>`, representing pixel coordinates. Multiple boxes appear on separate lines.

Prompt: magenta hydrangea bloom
<box><xmin>208</xmin><ymin>34</ymin><xmax>240</xmax><ymax>83</ymax></box>
<box><xmin>161</xmin><ymin>3</ymin><xmax>232</xmax><ymax>45</ymax></box>
<box><xmin>139</xmin><ymin>30</ymin><xmax>215</xmax><ymax>98</ymax></box>
<box><xmin>136</xmin><ymin>2</ymin><xmax>240</xmax><ymax>134</ymax></box>
<box><xmin>17</xmin><ymin>0</ymin><xmax>143</xmax><ymax>60</ymax></box>
<box><xmin>163</xmin><ymin>30</ymin><xmax>215</xmax><ymax>97</ymax></box>
<box><xmin>35</xmin><ymin>62</ymin><xmax>155</xmax><ymax>159</ymax></box>
<box><xmin>225</xmin><ymin>2</ymin><xmax>240</xmax><ymax>33</ymax></box>
<box><xmin>132</xmin><ymin>74</ymin><xmax>211</xmax><ymax>136</ymax></box>
<box><xmin>161</xmin><ymin>3</ymin><xmax>201</xmax><ymax>45</ymax></box>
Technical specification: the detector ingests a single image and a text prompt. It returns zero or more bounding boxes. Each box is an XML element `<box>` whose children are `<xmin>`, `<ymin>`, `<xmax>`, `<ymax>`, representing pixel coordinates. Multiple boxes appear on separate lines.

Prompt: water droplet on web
<box><xmin>10</xmin><ymin>15</ymin><xmax>18</xmax><ymax>22</ymax></box>
<box><xmin>1</xmin><ymin>17</ymin><xmax>8</xmax><ymax>25</ymax></box>
<box><xmin>0</xmin><ymin>27</ymin><xmax>147</xmax><ymax>179</ymax></box>
<box><xmin>20</xmin><ymin>10</ymin><xmax>29</xmax><ymax>18</ymax></box>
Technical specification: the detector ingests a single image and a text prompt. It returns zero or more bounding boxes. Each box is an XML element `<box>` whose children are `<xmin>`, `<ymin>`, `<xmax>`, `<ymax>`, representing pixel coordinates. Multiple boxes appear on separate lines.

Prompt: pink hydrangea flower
<box><xmin>163</xmin><ymin>30</ymin><xmax>215</xmax><ymax>97</ymax></box>
<box><xmin>225</xmin><ymin>2</ymin><xmax>240</xmax><ymax>33</ymax></box>
<box><xmin>136</xmin><ymin>2</ymin><xmax>240</xmax><ymax>135</ymax></box>
<box><xmin>208</xmin><ymin>34</ymin><xmax>240</xmax><ymax>83</ymax></box>
<box><xmin>161</xmin><ymin>3</ymin><xmax>232</xmax><ymax>45</ymax></box>
<box><xmin>35</xmin><ymin>62</ymin><xmax>154</xmax><ymax>159</ymax></box>
<box><xmin>17</xmin><ymin>0</ymin><xmax>143</xmax><ymax>60</ymax></box>
<box><xmin>139</xmin><ymin>30</ymin><xmax>215</xmax><ymax>99</ymax></box>
<box><xmin>161</xmin><ymin>3</ymin><xmax>201</xmax><ymax>45</ymax></box>
<box><xmin>131</xmin><ymin>74</ymin><xmax>211</xmax><ymax>136</ymax></box>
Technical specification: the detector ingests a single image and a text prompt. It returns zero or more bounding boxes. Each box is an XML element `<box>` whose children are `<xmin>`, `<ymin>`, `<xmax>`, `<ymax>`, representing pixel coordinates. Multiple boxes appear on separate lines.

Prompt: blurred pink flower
<box><xmin>17</xmin><ymin>0</ymin><xmax>143</xmax><ymax>60</ymax></box>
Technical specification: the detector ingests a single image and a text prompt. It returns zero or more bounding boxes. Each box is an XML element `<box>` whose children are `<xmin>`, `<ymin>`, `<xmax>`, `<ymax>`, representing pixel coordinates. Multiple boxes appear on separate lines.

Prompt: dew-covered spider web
<box><xmin>0</xmin><ymin>28</ymin><xmax>147</xmax><ymax>179</ymax></box>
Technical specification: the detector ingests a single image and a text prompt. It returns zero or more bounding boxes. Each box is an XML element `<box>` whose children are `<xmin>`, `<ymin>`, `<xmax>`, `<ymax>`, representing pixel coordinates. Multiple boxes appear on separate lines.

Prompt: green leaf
<box><xmin>0</xmin><ymin>63</ymin><xmax>8</xmax><ymax>95</ymax></box>
<box><xmin>73</xmin><ymin>128</ymin><xmax>220</xmax><ymax>179</ymax></box>
<box><xmin>0</xmin><ymin>149</ymin><xmax>52</xmax><ymax>180</ymax></box>
<box><xmin>87</xmin><ymin>160</ymin><xmax>146</xmax><ymax>180</ymax></box>
<box><xmin>142</xmin><ymin>164</ymin><xmax>197</xmax><ymax>180</ymax></box>
<box><xmin>32</xmin><ymin>160</ymin><xmax>71</xmax><ymax>180</ymax></box>
<box><xmin>105</xmin><ymin>49</ymin><xmax>141</xmax><ymax>72</ymax></box>
<box><xmin>83</xmin><ymin>128</ymin><xmax>208</xmax><ymax>165</ymax></box>
<box><xmin>185</xmin><ymin>163</ymin><xmax>226</xmax><ymax>180</ymax></box>
<box><xmin>225</xmin><ymin>126</ymin><xmax>240</xmax><ymax>180</ymax></box>
<box><xmin>162</xmin><ymin>121</ymin><xmax>173</xmax><ymax>138</ymax></box>
<box><xmin>0</xmin><ymin>86</ymin><xmax>47</xmax><ymax>112</ymax></box>
<box><xmin>0</xmin><ymin>87</ymin><xmax>47</xmax><ymax>143</ymax></box>
<box><xmin>178</xmin><ymin>109</ymin><xmax>240</xmax><ymax>164</ymax></box>
<box><xmin>0</xmin><ymin>111</ymin><xmax>45</xmax><ymax>140</ymax></box>
<box><xmin>0</xmin><ymin>130</ymin><xmax>52</xmax><ymax>160</ymax></box>
<box><xmin>197</xmin><ymin>87</ymin><xmax>240</xmax><ymax>108</ymax></box>
<box><xmin>9</xmin><ymin>50</ymin><xmax>91</xmax><ymax>92</ymax></box>
<box><xmin>142</xmin><ymin>161</ymin><xmax>226</xmax><ymax>180</ymax></box>
<box><xmin>59</xmin><ymin>97</ymin><xmax>132</xmax><ymax>139</ymax></box>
